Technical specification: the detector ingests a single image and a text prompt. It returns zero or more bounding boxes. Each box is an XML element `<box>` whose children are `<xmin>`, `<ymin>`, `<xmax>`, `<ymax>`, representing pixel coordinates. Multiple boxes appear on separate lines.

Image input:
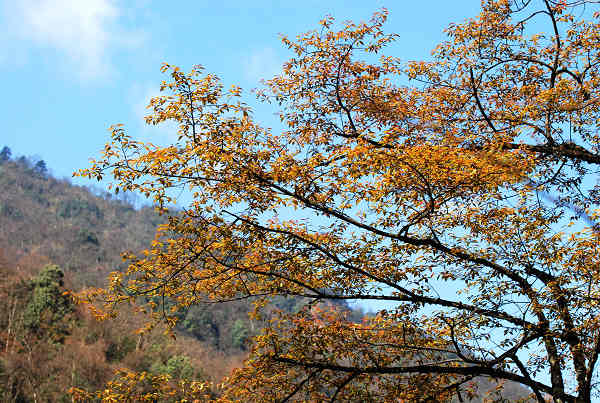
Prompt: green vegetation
<box><xmin>150</xmin><ymin>354</ymin><xmax>197</xmax><ymax>380</ymax></box>
<box><xmin>230</xmin><ymin>320</ymin><xmax>249</xmax><ymax>350</ymax></box>
<box><xmin>23</xmin><ymin>264</ymin><xmax>74</xmax><ymax>341</ymax></box>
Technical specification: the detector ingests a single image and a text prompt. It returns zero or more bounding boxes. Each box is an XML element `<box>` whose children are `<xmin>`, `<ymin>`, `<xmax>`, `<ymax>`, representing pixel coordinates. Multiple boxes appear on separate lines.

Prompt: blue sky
<box><xmin>0</xmin><ymin>0</ymin><xmax>481</xmax><ymax>182</ymax></box>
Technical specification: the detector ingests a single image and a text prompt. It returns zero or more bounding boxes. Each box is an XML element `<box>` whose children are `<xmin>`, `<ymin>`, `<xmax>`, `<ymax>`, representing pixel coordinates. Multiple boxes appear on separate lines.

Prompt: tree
<box><xmin>77</xmin><ymin>1</ymin><xmax>600</xmax><ymax>401</ymax></box>
<box><xmin>231</xmin><ymin>319</ymin><xmax>249</xmax><ymax>350</ymax></box>
<box><xmin>0</xmin><ymin>146</ymin><xmax>11</xmax><ymax>163</ymax></box>
<box><xmin>24</xmin><ymin>264</ymin><xmax>74</xmax><ymax>341</ymax></box>
<box><xmin>34</xmin><ymin>159</ymin><xmax>47</xmax><ymax>176</ymax></box>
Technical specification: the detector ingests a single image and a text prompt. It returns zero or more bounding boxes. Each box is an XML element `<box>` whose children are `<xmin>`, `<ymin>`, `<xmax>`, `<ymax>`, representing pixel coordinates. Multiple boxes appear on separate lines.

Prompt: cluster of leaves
<box><xmin>69</xmin><ymin>369</ymin><xmax>214</xmax><ymax>402</ymax></box>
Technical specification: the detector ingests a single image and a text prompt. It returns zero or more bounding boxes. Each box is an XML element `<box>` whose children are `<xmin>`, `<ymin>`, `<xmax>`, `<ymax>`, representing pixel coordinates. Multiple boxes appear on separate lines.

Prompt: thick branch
<box><xmin>271</xmin><ymin>356</ymin><xmax>575</xmax><ymax>401</ymax></box>
<box><xmin>500</xmin><ymin>141</ymin><xmax>600</xmax><ymax>165</ymax></box>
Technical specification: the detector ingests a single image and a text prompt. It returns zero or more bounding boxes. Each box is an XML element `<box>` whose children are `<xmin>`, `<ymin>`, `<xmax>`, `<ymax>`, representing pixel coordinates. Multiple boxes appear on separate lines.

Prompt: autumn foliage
<box><xmin>78</xmin><ymin>0</ymin><xmax>600</xmax><ymax>401</ymax></box>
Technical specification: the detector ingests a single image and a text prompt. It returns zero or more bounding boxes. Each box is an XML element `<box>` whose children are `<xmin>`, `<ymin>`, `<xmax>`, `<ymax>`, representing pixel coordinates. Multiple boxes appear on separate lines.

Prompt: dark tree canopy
<box><xmin>34</xmin><ymin>160</ymin><xmax>48</xmax><ymax>175</ymax></box>
<box><xmin>0</xmin><ymin>146</ymin><xmax>11</xmax><ymax>163</ymax></box>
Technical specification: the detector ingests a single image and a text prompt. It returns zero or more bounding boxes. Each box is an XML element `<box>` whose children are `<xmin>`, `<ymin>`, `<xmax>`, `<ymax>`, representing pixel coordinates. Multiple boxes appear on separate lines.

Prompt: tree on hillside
<box><xmin>34</xmin><ymin>160</ymin><xmax>47</xmax><ymax>176</ymax></box>
<box><xmin>24</xmin><ymin>264</ymin><xmax>73</xmax><ymax>341</ymax></box>
<box><xmin>78</xmin><ymin>1</ymin><xmax>600</xmax><ymax>401</ymax></box>
<box><xmin>0</xmin><ymin>147</ymin><xmax>11</xmax><ymax>163</ymax></box>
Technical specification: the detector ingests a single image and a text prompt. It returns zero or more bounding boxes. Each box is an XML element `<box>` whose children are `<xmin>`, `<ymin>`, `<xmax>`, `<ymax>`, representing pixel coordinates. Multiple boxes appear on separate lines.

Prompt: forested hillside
<box><xmin>0</xmin><ymin>151</ymin><xmax>261</xmax><ymax>401</ymax></box>
<box><xmin>0</xmin><ymin>149</ymin><xmax>530</xmax><ymax>401</ymax></box>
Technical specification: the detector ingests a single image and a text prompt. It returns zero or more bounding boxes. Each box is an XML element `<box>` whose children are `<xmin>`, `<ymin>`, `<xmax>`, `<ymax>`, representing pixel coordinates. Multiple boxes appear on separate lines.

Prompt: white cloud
<box><xmin>3</xmin><ymin>0</ymin><xmax>143</xmax><ymax>80</ymax></box>
<box><xmin>242</xmin><ymin>47</ymin><xmax>283</xmax><ymax>84</ymax></box>
<box><xmin>128</xmin><ymin>82</ymin><xmax>179</xmax><ymax>143</ymax></box>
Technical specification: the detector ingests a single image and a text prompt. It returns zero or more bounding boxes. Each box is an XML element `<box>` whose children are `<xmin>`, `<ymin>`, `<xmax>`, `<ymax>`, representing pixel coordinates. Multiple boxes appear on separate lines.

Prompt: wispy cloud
<box><xmin>242</xmin><ymin>47</ymin><xmax>283</xmax><ymax>84</ymax></box>
<box><xmin>2</xmin><ymin>0</ymin><xmax>143</xmax><ymax>80</ymax></box>
<box><xmin>128</xmin><ymin>82</ymin><xmax>179</xmax><ymax>143</ymax></box>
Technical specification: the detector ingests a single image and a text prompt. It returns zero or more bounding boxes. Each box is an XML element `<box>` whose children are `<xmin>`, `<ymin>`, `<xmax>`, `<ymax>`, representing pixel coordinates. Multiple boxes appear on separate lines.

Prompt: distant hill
<box><xmin>0</xmin><ymin>153</ymin><xmax>255</xmax><ymax>401</ymax></box>
<box><xmin>0</xmin><ymin>149</ymin><xmax>534</xmax><ymax>402</ymax></box>
<box><xmin>0</xmin><ymin>153</ymin><xmax>159</xmax><ymax>287</ymax></box>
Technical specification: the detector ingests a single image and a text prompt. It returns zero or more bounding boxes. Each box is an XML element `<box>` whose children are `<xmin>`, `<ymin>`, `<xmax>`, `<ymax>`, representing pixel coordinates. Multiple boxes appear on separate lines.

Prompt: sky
<box><xmin>0</xmin><ymin>0</ymin><xmax>482</xmax><ymax>183</ymax></box>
